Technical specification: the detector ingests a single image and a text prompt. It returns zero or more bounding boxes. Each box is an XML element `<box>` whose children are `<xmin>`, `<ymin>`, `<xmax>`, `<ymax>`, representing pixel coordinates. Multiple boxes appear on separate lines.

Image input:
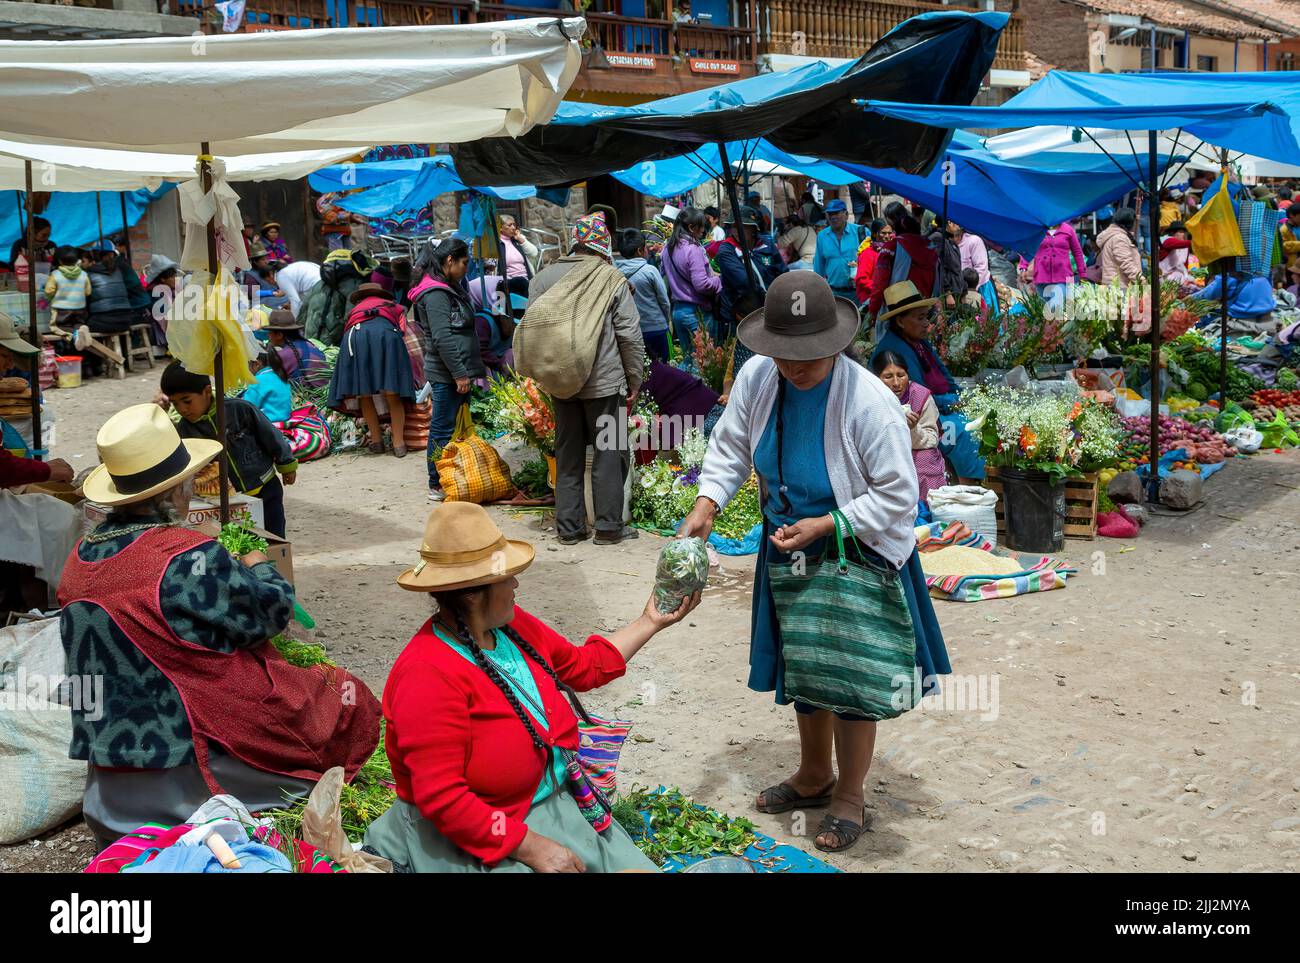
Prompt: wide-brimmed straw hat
<box><xmin>82</xmin><ymin>404</ymin><xmax>222</xmax><ymax>506</ymax></box>
<box><xmin>877</xmin><ymin>280</ymin><xmax>939</xmax><ymax>323</ymax></box>
<box><xmin>736</xmin><ymin>271</ymin><xmax>859</xmax><ymax>361</ymax></box>
<box><xmin>397</xmin><ymin>502</ymin><xmax>535</xmax><ymax>592</ymax></box>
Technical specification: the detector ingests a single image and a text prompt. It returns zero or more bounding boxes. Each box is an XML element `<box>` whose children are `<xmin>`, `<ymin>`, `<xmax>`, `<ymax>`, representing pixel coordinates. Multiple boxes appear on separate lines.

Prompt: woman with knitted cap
<box><xmin>520</xmin><ymin>211</ymin><xmax>646</xmax><ymax>545</ymax></box>
<box><xmin>364</xmin><ymin>502</ymin><xmax>699</xmax><ymax>872</ymax></box>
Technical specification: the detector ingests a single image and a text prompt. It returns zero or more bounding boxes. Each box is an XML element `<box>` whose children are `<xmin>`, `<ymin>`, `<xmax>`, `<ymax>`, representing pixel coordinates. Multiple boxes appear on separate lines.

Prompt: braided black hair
<box><xmin>444</xmin><ymin>606</ymin><xmax>549</xmax><ymax>753</ymax></box>
<box><xmin>499</xmin><ymin>624</ymin><xmax>593</xmax><ymax>725</ymax></box>
<box><xmin>773</xmin><ymin>376</ymin><xmax>794</xmax><ymax>518</ymax></box>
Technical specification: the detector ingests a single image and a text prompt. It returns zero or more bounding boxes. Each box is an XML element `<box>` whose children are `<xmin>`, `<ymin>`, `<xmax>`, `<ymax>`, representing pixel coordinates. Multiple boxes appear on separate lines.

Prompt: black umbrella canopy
<box><xmin>453</xmin><ymin>11</ymin><xmax>1008</xmax><ymax>188</ymax></box>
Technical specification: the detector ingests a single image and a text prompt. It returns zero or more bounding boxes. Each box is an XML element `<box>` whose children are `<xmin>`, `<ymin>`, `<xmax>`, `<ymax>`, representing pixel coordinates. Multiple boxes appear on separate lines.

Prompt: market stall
<box><xmin>864</xmin><ymin>69</ymin><xmax>1300</xmax><ymax>502</ymax></box>
<box><xmin>0</xmin><ymin>18</ymin><xmax>584</xmax><ymax>519</ymax></box>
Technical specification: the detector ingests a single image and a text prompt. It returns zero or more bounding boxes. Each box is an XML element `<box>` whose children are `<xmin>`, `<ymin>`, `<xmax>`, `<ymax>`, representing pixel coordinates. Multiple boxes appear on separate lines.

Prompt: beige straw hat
<box><xmin>876</xmin><ymin>280</ymin><xmax>939</xmax><ymax>323</ymax></box>
<box><xmin>82</xmin><ymin>404</ymin><xmax>222</xmax><ymax>506</ymax></box>
<box><xmin>397</xmin><ymin>502</ymin><xmax>535</xmax><ymax>592</ymax></box>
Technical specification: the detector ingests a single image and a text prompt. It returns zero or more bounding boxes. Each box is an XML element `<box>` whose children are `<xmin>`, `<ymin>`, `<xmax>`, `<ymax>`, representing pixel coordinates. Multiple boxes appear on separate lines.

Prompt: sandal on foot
<box><xmin>367</xmin><ymin>442</ymin><xmax>385</xmax><ymax>454</ymax></box>
<box><xmin>755</xmin><ymin>779</ymin><xmax>835</xmax><ymax>814</ymax></box>
<box><xmin>814</xmin><ymin>809</ymin><xmax>869</xmax><ymax>853</ymax></box>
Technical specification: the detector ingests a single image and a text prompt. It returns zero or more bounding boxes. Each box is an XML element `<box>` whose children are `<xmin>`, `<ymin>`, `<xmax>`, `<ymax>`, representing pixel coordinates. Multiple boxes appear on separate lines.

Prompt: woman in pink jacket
<box><xmin>1030</xmin><ymin>221</ymin><xmax>1085</xmax><ymax>315</ymax></box>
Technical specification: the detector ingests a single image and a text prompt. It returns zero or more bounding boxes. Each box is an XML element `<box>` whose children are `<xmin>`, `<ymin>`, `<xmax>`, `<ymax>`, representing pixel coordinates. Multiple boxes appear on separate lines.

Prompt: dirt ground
<box><xmin>5</xmin><ymin>369</ymin><xmax>1300</xmax><ymax>873</ymax></box>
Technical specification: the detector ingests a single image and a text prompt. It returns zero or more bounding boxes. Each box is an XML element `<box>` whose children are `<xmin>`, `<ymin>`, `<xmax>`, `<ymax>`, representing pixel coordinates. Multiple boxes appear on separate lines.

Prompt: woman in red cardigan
<box><xmin>364</xmin><ymin>502</ymin><xmax>700</xmax><ymax>872</ymax></box>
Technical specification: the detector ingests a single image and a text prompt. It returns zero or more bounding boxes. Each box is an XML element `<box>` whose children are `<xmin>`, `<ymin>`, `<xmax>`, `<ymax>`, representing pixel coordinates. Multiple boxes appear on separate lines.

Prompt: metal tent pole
<box><xmin>1218</xmin><ymin>147</ymin><xmax>1230</xmax><ymax>403</ymax></box>
<box><xmin>716</xmin><ymin>141</ymin><xmax>759</xmax><ymax>338</ymax></box>
<box><xmin>118</xmin><ymin>192</ymin><xmax>133</xmax><ymax>269</ymax></box>
<box><xmin>1146</xmin><ymin>131</ymin><xmax>1163</xmax><ymax>504</ymax></box>
<box><xmin>199</xmin><ymin>143</ymin><xmax>230</xmax><ymax>524</ymax></box>
<box><xmin>939</xmin><ymin>169</ymin><xmax>950</xmax><ymax>304</ymax></box>
<box><xmin>23</xmin><ymin>161</ymin><xmax>41</xmax><ymax>458</ymax></box>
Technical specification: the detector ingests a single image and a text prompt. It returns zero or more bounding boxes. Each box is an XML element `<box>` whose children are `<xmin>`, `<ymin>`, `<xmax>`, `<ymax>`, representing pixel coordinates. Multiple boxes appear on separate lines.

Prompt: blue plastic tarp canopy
<box><xmin>0</xmin><ymin>184</ymin><xmax>175</xmax><ymax>254</ymax></box>
<box><xmin>832</xmin><ymin>131</ymin><xmax>1179</xmax><ymax>253</ymax></box>
<box><xmin>452</xmin><ymin>12</ymin><xmax>1007</xmax><ymax>187</ymax></box>
<box><xmin>611</xmin><ymin>139</ymin><xmax>863</xmax><ymax>198</ymax></box>
<box><xmin>863</xmin><ymin>70</ymin><xmax>1300</xmax><ymax>167</ymax></box>
<box><xmin>308</xmin><ymin>154</ymin><xmax>535</xmax><ymax>217</ymax></box>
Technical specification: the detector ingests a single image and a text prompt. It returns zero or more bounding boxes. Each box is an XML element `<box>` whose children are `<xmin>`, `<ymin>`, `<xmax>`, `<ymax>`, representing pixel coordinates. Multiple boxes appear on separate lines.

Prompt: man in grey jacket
<box><xmin>527</xmin><ymin>212</ymin><xmax>645</xmax><ymax>545</ymax></box>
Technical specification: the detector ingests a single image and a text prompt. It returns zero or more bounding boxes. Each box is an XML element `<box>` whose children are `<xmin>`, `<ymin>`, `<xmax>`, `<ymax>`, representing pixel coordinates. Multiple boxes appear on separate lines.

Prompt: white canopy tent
<box><xmin>980</xmin><ymin>125</ymin><xmax>1300</xmax><ymax>182</ymax></box>
<box><xmin>0</xmin><ymin>18</ymin><xmax>584</xmax><ymax>154</ymax></box>
<box><xmin>0</xmin><ymin>141</ymin><xmax>369</xmax><ymax>193</ymax></box>
<box><xmin>2</xmin><ymin>17</ymin><xmax>586</xmax><ymax>515</ymax></box>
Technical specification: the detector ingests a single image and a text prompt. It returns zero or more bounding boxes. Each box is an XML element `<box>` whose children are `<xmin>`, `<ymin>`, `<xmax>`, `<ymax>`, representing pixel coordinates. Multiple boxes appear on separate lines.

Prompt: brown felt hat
<box><xmin>397</xmin><ymin>502</ymin><xmax>535</xmax><ymax>592</ymax></box>
<box><xmin>348</xmin><ymin>282</ymin><xmax>394</xmax><ymax>305</ymax></box>
<box><xmin>265</xmin><ymin>309</ymin><xmax>303</xmax><ymax>331</ymax></box>
<box><xmin>736</xmin><ymin>271</ymin><xmax>860</xmax><ymax>361</ymax></box>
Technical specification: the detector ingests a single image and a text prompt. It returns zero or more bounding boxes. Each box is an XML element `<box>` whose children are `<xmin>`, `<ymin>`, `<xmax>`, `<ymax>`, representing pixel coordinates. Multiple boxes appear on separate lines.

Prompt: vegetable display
<box><xmin>614</xmin><ymin>785</ymin><xmax>757</xmax><ymax>867</ymax></box>
<box><xmin>217</xmin><ymin>516</ymin><xmax>268</xmax><ymax>556</ymax></box>
<box><xmin>511</xmin><ymin>458</ymin><xmax>551</xmax><ymax>498</ymax></box>
<box><xmin>264</xmin><ymin>723</ymin><xmax>395</xmax><ymax>844</ymax></box>
<box><xmin>1116</xmin><ymin>414</ymin><xmax>1235</xmax><ymax>469</ymax></box>
<box><xmin>653</xmin><ymin>537</ymin><xmax>709</xmax><ymax>614</ymax></box>
<box><xmin>1243</xmin><ymin>389</ymin><xmax>1300</xmax><ymax>426</ymax></box>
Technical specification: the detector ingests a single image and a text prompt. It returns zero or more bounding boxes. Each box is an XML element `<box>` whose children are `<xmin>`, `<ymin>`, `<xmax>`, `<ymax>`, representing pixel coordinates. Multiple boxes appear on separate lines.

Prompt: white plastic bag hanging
<box><xmin>177</xmin><ymin>156</ymin><xmax>250</xmax><ymax>278</ymax></box>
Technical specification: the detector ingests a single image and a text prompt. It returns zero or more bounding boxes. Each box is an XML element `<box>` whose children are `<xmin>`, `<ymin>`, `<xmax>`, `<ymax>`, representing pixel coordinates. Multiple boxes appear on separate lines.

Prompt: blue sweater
<box><xmin>241</xmin><ymin>367</ymin><xmax>293</xmax><ymax>424</ymax></box>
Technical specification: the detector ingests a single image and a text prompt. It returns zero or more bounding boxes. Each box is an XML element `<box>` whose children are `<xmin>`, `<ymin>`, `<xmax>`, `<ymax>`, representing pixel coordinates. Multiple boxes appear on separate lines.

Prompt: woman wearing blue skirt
<box><xmin>681</xmin><ymin>272</ymin><xmax>949</xmax><ymax>854</ymax></box>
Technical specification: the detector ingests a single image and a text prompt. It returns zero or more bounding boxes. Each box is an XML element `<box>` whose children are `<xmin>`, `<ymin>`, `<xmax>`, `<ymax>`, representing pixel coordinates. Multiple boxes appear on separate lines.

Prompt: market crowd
<box><xmin>6</xmin><ymin>164</ymin><xmax>1300</xmax><ymax>875</ymax></box>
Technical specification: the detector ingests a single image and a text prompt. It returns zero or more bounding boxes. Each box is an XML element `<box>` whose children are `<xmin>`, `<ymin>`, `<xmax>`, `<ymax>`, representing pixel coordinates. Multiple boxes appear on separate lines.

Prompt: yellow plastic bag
<box><xmin>435</xmin><ymin>404</ymin><xmax>515</xmax><ymax>504</ymax></box>
<box><xmin>1186</xmin><ymin>173</ymin><xmax>1246</xmax><ymax>265</ymax></box>
<box><xmin>166</xmin><ymin>267</ymin><xmax>258</xmax><ymax>389</ymax></box>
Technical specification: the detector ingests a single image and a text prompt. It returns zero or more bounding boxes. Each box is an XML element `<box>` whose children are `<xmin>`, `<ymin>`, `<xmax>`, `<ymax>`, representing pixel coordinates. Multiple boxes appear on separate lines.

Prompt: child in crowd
<box><xmin>616</xmin><ymin>228</ymin><xmax>673</xmax><ymax>363</ymax></box>
<box><xmin>243</xmin><ymin>348</ymin><xmax>293</xmax><ymax>424</ymax></box>
<box><xmin>160</xmin><ymin>360</ymin><xmax>297</xmax><ymax>537</ymax></box>
<box><xmin>871</xmin><ymin>350</ymin><xmax>947</xmax><ymax>502</ymax></box>
<box><xmin>44</xmin><ymin>246</ymin><xmax>91</xmax><ymax>330</ymax></box>
<box><xmin>960</xmin><ymin>268</ymin><xmax>985</xmax><ymax>313</ymax></box>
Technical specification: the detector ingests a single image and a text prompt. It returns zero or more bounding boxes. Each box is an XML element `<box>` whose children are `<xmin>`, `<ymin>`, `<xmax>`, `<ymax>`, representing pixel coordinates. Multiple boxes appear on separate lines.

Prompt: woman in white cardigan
<box><xmin>680</xmin><ymin>272</ymin><xmax>949</xmax><ymax>853</ymax></box>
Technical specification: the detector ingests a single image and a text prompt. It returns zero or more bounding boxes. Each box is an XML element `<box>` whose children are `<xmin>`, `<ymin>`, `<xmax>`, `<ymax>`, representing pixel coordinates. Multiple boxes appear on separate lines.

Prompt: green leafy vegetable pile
<box><xmin>268</xmin><ymin>633</ymin><xmax>334</xmax><ymax>668</ymax></box>
<box><xmin>217</xmin><ymin>516</ymin><xmax>268</xmax><ymax>556</ymax></box>
<box><xmin>713</xmin><ymin>477</ymin><xmax>762</xmax><ymax>540</ymax></box>
<box><xmin>614</xmin><ymin>785</ymin><xmax>757</xmax><ymax>866</ymax></box>
<box><xmin>263</xmin><ymin>722</ymin><xmax>395</xmax><ymax>844</ymax></box>
<box><xmin>511</xmin><ymin>458</ymin><xmax>551</xmax><ymax>498</ymax></box>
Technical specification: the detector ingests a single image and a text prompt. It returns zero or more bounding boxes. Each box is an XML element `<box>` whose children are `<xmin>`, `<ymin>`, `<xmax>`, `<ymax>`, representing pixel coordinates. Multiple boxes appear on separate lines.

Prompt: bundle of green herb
<box><xmin>217</xmin><ymin>516</ymin><xmax>268</xmax><ymax>556</ymax></box>
<box><xmin>617</xmin><ymin>785</ymin><xmax>757</xmax><ymax>866</ymax></box>
<box><xmin>268</xmin><ymin>633</ymin><xmax>334</xmax><ymax>668</ymax></box>
<box><xmin>653</xmin><ymin>537</ymin><xmax>709</xmax><ymax>613</ymax></box>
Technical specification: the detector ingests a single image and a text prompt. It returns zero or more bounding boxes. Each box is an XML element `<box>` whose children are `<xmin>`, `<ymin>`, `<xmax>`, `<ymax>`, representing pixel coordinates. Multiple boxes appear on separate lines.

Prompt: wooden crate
<box><xmin>981</xmin><ymin>466</ymin><xmax>1099</xmax><ymax>540</ymax></box>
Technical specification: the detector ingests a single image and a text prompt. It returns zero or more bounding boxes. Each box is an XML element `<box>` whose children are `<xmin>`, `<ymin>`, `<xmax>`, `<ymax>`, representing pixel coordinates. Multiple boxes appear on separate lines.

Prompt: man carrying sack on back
<box><xmin>515</xmin><ymin>212</ymin><xmax>645</xmax><ymax>545</ymax></box>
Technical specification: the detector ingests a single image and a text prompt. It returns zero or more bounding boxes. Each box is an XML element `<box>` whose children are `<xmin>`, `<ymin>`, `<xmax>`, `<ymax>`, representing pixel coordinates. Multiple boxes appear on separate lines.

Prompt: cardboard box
<box><xmin>194</xmin><ymin>519</ymin><xmax>294</xmax><ymax>586</ymax></box>
<box><xmin>83</xmin><ymin>493</ymin><xmax>265</xmax><ymax>533</ymax></box>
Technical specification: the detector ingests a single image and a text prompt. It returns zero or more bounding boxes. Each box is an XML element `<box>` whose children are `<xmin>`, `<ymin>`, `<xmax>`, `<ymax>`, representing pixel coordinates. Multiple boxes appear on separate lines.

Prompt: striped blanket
<box><xmin>918</xmin><ymin>522</ymin><xmax>1076</xmax><ymax>602</ymax></box>
<box><xmin>273</xmin><ymin>404</ymin><xmax>332</xmax><ymax>462</ymax></box>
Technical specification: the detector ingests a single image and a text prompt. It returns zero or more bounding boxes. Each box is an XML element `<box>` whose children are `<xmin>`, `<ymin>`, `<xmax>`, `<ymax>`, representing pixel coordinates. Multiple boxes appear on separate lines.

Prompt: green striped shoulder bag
<box><xmin>768</xmin><ymin>510</ymin><xmax>919</xmax><ymax>721</ymax></box>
